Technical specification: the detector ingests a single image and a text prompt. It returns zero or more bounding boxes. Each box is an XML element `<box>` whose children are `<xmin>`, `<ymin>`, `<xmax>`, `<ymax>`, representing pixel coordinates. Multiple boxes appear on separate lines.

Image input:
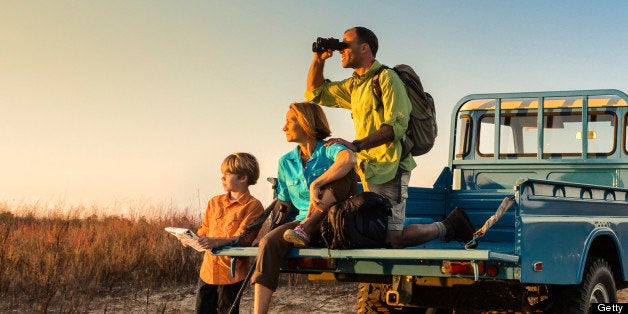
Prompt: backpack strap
<box><xmin>371</xmin><ymin>65</ymin><xmax>389</xmax><ymax>110</ymax></box>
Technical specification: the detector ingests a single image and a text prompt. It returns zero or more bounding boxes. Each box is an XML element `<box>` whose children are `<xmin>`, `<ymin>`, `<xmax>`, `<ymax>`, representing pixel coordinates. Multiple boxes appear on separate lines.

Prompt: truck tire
<box><xmin>549</xmin><ymin>258</ymin><xmax>617</xmax><ymax>313</ymax></box>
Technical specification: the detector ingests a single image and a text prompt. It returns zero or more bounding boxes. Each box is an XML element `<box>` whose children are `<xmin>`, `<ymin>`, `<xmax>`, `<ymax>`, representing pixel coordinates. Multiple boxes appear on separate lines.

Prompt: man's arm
<box><xmin>326</xmin><ymin>125</ymin><xmax>394</xmax><ymax>152</ymax></box>
<box><xmin>306</xmin><ymin>51</ymin><xmax>333</xmax><ymax>91</ymax></box>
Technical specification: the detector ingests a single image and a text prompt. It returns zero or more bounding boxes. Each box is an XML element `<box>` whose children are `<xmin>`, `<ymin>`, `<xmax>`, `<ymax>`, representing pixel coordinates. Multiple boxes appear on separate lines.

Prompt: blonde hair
<box><xmin>289</xmin><ymin>102</ymin><xmax>331</xmax><ymax>140</ymax></box>
<box><xmin>221</xmin><ymin>152</ymin><xmax>260</xmax><ymax>185</ymax></box>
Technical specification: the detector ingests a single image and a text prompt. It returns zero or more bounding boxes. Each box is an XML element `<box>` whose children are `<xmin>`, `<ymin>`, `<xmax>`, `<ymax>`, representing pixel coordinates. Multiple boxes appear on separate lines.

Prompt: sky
<box><xmin>3</xmin><ymin>1</ymin><xmax>628</xmax><ymax>216</ymax></box>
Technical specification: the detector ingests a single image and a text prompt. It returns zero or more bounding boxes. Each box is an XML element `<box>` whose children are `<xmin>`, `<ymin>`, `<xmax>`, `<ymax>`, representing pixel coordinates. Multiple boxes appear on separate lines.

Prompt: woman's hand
<box><xmin>309</xmin><ymin>183</ymin><xmax>328</xmax><ymax>213</ymax></box>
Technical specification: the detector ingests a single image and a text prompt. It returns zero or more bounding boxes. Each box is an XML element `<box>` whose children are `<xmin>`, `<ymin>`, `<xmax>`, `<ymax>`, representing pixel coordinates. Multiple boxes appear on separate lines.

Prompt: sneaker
<box><xmin>283</xmin><ymin>225</ymin><xmax>310</xmax><ymax>248</ymax></box>
<box><xmin>442</xmin><ymin>208</ymin><xmax>476</xmax><ymax>247</ymax></box>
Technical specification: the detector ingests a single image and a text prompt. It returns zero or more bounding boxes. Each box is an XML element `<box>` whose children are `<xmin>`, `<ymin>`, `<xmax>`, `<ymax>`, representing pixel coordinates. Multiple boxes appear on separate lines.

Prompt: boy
<box><xmin>193</xmin><ymin>152</ymin><xmax>264</xmax><ymax>314</ymax></box>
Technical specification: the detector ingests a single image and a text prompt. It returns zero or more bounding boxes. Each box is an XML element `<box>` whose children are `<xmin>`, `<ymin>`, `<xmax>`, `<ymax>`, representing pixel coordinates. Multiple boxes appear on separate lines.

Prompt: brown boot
<box><xmin>442</xmin><ymin>208</ymin><xmax>476</xmax><ymax>247</ymax></box>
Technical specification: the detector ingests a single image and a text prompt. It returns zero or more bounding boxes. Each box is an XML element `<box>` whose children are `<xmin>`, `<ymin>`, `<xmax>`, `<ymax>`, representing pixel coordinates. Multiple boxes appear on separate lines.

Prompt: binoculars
<box><xmin>312</xmin><ymin>37</ymin><xmax>348</xmax><ymax>53</ymax></box>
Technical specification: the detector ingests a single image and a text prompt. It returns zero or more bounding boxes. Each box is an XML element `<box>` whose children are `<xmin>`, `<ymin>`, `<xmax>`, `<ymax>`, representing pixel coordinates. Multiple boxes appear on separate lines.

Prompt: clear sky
<box><xmin>3</xmin><ymin>1</ymin><xmax>628</xmax><ymax>215</ymax></box>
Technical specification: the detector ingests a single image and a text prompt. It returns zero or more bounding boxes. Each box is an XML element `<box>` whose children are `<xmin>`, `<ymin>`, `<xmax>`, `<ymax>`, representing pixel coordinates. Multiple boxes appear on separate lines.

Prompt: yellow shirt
<box><xmin>305</xmin><ymin>60</ymin><xmax>417</xmax><ymax>185</ymax></box>
<box><xmin>197</xmin><ymin>191</ymin><xmax>263</xmax><ymax>285</ymax></box>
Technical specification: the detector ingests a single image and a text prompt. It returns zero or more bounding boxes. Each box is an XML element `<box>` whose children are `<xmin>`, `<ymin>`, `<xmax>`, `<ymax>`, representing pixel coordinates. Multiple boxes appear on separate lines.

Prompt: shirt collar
<box><xmin>286</xmin><ymin>140</ymin><xmax>324</xmax><ymax>162</ymax></box>
<box><xmin>352</xmin><ymin>60</ymin><xmax>382</xmax><ymax>81</ymax></box>
<box><xmin>222</xmin><ymin>190</ymin><xmax>252</xmax><ymax>205</ymax></box>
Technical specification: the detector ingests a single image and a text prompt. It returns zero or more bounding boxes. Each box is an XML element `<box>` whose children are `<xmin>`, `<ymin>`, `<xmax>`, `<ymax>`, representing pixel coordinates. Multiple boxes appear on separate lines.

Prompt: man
<box><xmin>304</xmin><ymin>26</ymin><xmax>475</xmax><ymax>248</ymax></box>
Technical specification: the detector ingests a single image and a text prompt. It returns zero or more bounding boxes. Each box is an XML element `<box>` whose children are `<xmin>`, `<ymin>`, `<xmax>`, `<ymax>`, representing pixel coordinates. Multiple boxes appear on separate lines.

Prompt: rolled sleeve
<box><xmin>276</xmin><ymin>160</ymin><xmax>290</xmax><ymax>202</ymax></box>
<box><xmin>325</xmin><ymin>143</ymin><xmax>349</xmax><ymax>161</ymax></box>
<box><xmin>379</xmin><ymin>70</ymin><xmax>411</xmax><ymax>142</ymax></box>
<box><xmin>305</xmin><ymin>79</ymin><xmax>353</xmax><ymax>110</ymax></box>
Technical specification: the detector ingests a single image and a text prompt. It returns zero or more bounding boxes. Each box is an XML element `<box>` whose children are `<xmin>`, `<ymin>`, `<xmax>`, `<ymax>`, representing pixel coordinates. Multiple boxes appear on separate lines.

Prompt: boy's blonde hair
<box><xmin>221</xmin><ymin>152</ymin><xmax>260</xmax><ymax>185</ymax></box>
<box><xmin>289</xmin><ymin>102</ymin><xmax>331</xmax><ymax>140</ymax></box>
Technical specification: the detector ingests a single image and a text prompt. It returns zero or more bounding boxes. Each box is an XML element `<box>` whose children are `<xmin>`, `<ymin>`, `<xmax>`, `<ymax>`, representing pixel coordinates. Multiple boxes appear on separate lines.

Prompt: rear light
<box><xmin>441</xmin><ymin>260</ymin><xmax>485</xmax><ymax>276</ymax></box>
<box><xmin>487</xmin><ymin>264</ymin><xmax>499</xmax><ymax>277</ymax></box>
<box><xmin>533</xmin><ymin>262</ymin><xmax>543</xmax><ymax>272</ymax></box>
<box><xmin>285</xmin><ymin>258</ymin><xmax>335</xmax><ymax>270</ymax></box>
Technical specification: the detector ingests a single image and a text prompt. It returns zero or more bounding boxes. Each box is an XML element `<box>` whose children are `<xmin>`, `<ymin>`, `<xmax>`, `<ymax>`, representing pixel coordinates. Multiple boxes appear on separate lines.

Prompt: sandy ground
<box><xmin>90</xmin><ymin>279</ymin><xmax>356</xmax><ymax>313</ymax></box>
<box><xmin>90</xmin><ymin>283</ymin><xmax>627</xmax><ymax>313</ymax></box>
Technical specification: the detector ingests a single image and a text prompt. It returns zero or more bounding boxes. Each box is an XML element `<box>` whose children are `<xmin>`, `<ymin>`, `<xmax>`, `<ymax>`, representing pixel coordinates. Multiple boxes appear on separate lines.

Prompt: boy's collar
<box><xmin>224</xmin><ymin>190</ymin><xmax>251</xmax><ymax>204</ymax></box>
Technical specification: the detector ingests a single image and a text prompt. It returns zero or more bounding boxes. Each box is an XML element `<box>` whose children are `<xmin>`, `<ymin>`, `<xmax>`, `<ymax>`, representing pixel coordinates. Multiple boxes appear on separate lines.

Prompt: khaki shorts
<box><xmin>367</xmin><ymin>170</ymin><xmax>411</xmax><ymax>231</ymax></box>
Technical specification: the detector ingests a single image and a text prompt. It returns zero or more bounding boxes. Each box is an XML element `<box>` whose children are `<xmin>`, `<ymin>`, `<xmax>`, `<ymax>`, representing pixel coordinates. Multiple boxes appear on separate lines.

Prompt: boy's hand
<box><xmin>196</xmin><ymin>236</ymin><xmax>214</xmax><ymax>250</ymax></box>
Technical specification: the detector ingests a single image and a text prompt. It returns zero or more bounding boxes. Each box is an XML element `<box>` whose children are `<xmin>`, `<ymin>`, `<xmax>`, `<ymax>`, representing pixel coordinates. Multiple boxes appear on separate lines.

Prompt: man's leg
<box><xmin>400</xmin><ymin>223</ymin><xmax>439</xmax><ymax>247</ymax></box>
<box><xmin>370</xmin><ymin>170</ymin><xmax>475</xmax><ymax>248</ymax></box>
<box><xmin>368</xmin><ymin>170</ymin><xmax>415</xmax><ymax>248</ymax></box>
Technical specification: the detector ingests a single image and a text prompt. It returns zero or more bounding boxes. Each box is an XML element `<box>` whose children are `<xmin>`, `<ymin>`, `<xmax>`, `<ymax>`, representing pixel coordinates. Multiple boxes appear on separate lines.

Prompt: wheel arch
<box><xmin>579</xmin><ymin>229</ymin><xmax>624</xmax><ymax>285</ymax></box>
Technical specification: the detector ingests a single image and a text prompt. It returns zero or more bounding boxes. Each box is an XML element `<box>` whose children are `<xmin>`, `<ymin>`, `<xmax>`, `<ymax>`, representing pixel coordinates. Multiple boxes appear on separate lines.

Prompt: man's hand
<box><xmin>325</xmin><ymin>138</ymin><xmax>356</xmax><ymax>151</ymax></box>
<box><xmin>314</xmin><ymin>49</ymin><xmax>334</xmax><ymax>61</ymax></box>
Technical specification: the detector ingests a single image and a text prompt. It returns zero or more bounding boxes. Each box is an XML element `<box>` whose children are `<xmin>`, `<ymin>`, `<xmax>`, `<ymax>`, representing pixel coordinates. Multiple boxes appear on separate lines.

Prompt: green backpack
<box><xmin>372</xmin><ymin>64</ymin><xmax>437</xmax><ymax>158</ymax></box>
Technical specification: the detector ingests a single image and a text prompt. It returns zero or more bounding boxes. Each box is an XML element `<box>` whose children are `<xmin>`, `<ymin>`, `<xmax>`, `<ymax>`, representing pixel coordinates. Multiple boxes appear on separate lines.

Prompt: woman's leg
<box><xmin>250</xmin><ymin>221</ymin><xmax>300</xmax><ymax>313</ymax></box>
<box><xmin>253</xmin><ymin>283</ymin><xmax>273</xmax><ymax>314</ymax></box>
<box><xmin>299</xmin><ymin>189</ymin><xmax>336</xmax><ymax>234</ymax></box>
<box><xmin>284</xmin><ymin>170</ymin><xmax>358</xmax><ymax>246</ymax></box>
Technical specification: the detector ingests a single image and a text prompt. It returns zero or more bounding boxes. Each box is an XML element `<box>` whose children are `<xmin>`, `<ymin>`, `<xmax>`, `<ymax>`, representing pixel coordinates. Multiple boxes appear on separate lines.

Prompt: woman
<box><xmin>250</xmin><ymin>102</ymin><xmax>357</xmax><ymax>314</ymax></box>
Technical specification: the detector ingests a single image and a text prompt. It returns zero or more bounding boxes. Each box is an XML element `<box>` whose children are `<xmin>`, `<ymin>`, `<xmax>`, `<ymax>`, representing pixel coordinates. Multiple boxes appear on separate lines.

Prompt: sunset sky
<box><xmin>3</xmin><ymin>1</ymin><xmax>628</xmax><ymax>215</ymax></box>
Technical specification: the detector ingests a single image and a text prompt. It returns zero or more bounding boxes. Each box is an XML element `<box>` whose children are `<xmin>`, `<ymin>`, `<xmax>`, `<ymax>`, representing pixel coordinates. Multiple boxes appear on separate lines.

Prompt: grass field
<box><xmin>0</xmin><ymin>203</ymin><xmax>203</xmax><ymax>312</ymax></box>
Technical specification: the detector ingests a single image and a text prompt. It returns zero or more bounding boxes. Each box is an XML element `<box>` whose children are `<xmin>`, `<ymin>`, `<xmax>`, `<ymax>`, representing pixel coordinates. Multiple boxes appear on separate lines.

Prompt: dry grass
<box><xmin>0</xmin><ymin>204</ymin><xmax>203</xmax><ymax>313</ymax></box>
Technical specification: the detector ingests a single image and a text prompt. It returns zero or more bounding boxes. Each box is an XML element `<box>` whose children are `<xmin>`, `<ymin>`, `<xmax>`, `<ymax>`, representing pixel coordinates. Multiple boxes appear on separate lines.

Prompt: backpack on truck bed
<box><xmin>372</xmin><ymin>64</ymin><xmax>437</xmax><ymax>158</ymax></box>
<box><xmin>320</xmin><ymin>192</ymin><xmax>392</xmax><ymax>249</ymax></box>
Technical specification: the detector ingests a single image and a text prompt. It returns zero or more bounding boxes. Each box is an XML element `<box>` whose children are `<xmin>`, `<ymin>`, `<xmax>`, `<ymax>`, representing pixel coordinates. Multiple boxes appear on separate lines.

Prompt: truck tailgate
<box><xmin>212</xmin><ymin>242</ymin><xmax>518</xmax><ymax>263</ymax></box>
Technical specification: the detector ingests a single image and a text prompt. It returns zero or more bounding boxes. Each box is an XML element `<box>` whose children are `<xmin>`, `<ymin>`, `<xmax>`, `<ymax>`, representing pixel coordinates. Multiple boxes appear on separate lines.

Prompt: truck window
<box><xmin>544</xmin><ymin>112</ymin><xmax>615</xmax><ymax>156</ymax></box>
<box><xmin>623</xmin><ymin>114</ymin><xmax>628</xmax><ymax>155</ymax></box>
<box><xmin>455</xmin><ymin>114</ymin><xmax>471</xmax><ymax>159</ymax></box>
<box><xmin>477</xmin><ymin>114</ymin><xmax>538</xmax><ymax>157</ymax></box>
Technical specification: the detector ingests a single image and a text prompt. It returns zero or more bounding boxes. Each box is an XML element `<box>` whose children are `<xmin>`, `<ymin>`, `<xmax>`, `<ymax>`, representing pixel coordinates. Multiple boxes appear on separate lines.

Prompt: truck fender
<box><xmin>577</xmin><ymin>227</ymin><xmax>624</xmax><ymax>283</ymax></box>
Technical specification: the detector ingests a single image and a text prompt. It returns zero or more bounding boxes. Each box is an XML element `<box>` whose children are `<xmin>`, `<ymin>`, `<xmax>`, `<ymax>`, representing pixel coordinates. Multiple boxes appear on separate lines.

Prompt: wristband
<box><xmin>351</xmin><ymin>140</ymin><xmax>362</xmax><ymax>152</ymax></box>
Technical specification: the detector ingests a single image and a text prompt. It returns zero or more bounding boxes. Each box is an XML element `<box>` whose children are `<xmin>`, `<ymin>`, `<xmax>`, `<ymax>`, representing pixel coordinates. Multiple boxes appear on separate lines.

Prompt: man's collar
<box><xmin>352</xmin><ymin>60</ymin><xmax>382</xmax><ymax>79</ymax></box>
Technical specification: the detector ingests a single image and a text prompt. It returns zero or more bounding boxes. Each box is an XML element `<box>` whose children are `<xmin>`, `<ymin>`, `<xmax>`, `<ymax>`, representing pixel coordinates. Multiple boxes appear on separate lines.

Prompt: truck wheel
<box><xmin>549</xmin><ymin>258</ymin><xmax>617</xmax><ymax>313</ymax></box>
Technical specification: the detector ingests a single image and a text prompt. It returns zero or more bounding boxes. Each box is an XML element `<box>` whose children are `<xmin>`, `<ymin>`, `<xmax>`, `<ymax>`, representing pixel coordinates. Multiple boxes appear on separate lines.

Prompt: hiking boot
<box><xmin>283</xmin><ymin>225</ymin><xmax>310</xmax><ymax>248</ymax></box>
<box><xmin>442</xmin><ymin>208</ymin><xmax>476</xmax><ymax>247</ymax></box>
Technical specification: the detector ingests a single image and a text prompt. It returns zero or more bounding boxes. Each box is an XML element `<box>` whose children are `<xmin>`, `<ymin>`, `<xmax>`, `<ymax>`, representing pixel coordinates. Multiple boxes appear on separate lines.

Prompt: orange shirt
<box><xmin>197</xmin><ymin>191</ymin><xmax>264</xmax><ymax>285</ymax></box>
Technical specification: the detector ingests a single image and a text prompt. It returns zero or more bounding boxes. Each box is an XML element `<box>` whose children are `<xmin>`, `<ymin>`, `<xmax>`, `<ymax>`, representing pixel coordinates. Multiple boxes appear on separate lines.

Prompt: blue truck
<box><xmin>215</xmin><ymin>89</ymin><xmax>628</xmax><ymax>313</ymax></box>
